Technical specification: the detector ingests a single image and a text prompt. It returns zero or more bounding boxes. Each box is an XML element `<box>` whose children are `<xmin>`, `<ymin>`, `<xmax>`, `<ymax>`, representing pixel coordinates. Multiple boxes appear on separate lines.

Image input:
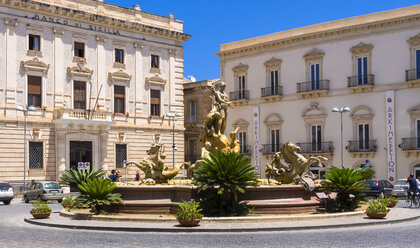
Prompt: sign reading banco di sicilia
<box><xmin>30</xmin><ymin>14</ymin><xmax>121</xmax><ymax>36</ymax></box>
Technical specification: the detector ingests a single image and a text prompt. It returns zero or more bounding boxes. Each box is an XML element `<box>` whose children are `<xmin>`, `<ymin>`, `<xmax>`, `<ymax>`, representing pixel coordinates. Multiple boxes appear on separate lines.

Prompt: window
<box><xmin>357</xmin><ymin>57</ymin><xmax>368</xmax><ymax>85</ymax></box>
<box><xmin>270</xmin><ymin>129</ymin><xmax>280</xmax><ymax>153</ymax></box>
<box><xmin>188</xmin><ymin>139</ymin><xmax>198</xmax><ymax>163</ymax></box>
<box><xmin>115</xmin><ymin>144</ymin><xmax>127</xmax><ymax>169</ymax></box>
<box><xmin>309</xmin><ymin>162</ymin><xmax>325</xmax><ymax>179</ymax></box>
<box><xmin>189</xmin><ymin>100</ymin><xmax>196</xmax><ymax>123</ymax></box>
<box><xmin>310</xmin><ymin>64</ymin><xmax>320</xmax><ymax>90</ymax></box>
<box><xmin>237</xmin><ymin>75</ymin><xmax>245</xmax><ymax>99</ymax></box>
<box><xmin>150</xmin><ymin>89</ymin><xmax>160</xmax><ymax>116</ymax></box>
<box><xmin>73</xmin><ymin>81</ymin><xmax>86</xmax><ymax>110</ymax></box>
<box><xmin>358</xmin><ymin>124</ymin><xmax>370</xmax><ymax>150</ymax></box>
<box><xmin>29</xmin><ymin>142</ymin><xmax>43</xmax><ymax>169</ymax></box>
<box><xmin>115</xmin><ymin>49</ymin><xmax>124</xmax><ymax>63</ymax></box>
<box><xmin>311</xmin><ymin>125</ymin><xmax>322</xmax><ymax>152</ymax></box>
<box><xmin>28</xmin><ymin>34</ymin><xmax>40</xmax><ymax>51</ymax></box>
<box><xmin>270</xmin><ymin>70</ymin><xmax>279</xmax><ymax>94</ymax></box>
<box><xmin>238</xmin><ymin>131</ymin><xmax>247</xmax><ymax>153</ymax></box>
<box><xmin>74</xmin><ymin>42</ymin><xmax>85</xmax><ymax>58</ymax></box>
<box><xmin>416</xmin><ymin>50</ymin><xmax>420</xmax><ymax>80</ymax></box>
<box><xmin>114</xmin><ymin>85</ymin><xmax>125</xmax><ymax>114</ymax></box>
<box><xmin>151</xmin><ymin>55</ymin><xmax>159</xmax><ymax>69</ymax></box>
<box><xmin>28</xmin><ymin>76</ymin><xmax>42</xmax><ymax>107</ymax></box>
<box><xmin>417</xmin><ymin>120</ymin><xmax>420</xmax><ymax>148</ymax></box>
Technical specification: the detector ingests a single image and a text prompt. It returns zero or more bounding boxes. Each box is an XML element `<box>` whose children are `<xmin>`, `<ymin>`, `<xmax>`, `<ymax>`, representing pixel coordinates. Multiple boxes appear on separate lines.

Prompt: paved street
<box><xmin>1</xmin><ymin>200</ymin><xmax>420</xmax><ymax>248</ymax></box>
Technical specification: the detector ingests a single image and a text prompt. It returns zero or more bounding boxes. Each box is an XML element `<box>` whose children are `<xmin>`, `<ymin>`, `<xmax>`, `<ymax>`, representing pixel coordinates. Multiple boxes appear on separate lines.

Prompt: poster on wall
<box><xmin>253</xmin><ymin>107</ymin><xmax>260</xmax><ymax>175</ymax></box>
<box><xmin>386</xmin><ymin>91</ymin><xmax>396</xmax><ymax>184</ymax></box>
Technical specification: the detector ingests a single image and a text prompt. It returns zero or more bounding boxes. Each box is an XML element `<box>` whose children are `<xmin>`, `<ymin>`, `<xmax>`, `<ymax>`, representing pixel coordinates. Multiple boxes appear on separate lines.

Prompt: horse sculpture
<box><xmin>265</xmin><ymin>141</ymin><xmax>327</xmax><ymax>191</ymax></box>
<box><xmin>125</xmin><ymin>143</ymin><xmax>190</xmax><ymax>184</ymax></box>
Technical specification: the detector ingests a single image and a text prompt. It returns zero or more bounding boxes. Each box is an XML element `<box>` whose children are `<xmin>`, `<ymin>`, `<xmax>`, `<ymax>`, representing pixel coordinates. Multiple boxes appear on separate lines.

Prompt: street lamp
<box><xmin>17</xmin><ymin>105</ymin><xmax>36</xmax><ymax>191</ymax></box>
<box><xmin>332</xmin><ymin>107</ymin><xmax>351</xmax><ymax>168</ymax></box>
<box><xmin>166</xmin><ymin>112</ymin><xmax>183</xmax><ymax>168</ymax></box>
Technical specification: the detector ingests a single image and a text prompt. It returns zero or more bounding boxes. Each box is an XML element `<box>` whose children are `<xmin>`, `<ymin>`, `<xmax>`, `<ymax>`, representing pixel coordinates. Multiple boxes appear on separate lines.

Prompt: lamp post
<box><xmin>166</xmin><ymin>112</ymin><xmax>183</xmax><ymax>168</ymax></box>
<box><xmin>332</xmin><ymin>106</ymin><xmax>351</xmax><ymax>168</ymax></box>
<box><xmin>17</xmin><ymin>105</ymin><xmax>36</xmax><ymax>191</ymax></box>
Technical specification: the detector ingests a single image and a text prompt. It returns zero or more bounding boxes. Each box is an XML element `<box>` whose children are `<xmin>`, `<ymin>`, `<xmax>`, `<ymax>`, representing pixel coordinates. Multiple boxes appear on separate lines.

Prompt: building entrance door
<box><xmin>69</xmin><ymin>141</ymin><xmax>92</xmax><ymax>192</ymax></box>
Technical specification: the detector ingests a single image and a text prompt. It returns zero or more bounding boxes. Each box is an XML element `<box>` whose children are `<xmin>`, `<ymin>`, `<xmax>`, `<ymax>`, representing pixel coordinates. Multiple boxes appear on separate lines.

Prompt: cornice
<box><xmin>349</xmin><ymin>42</ymin><xmax>373</xmax><ymax>54</ymax></box>
<box><xmin>108</xmin><ymin>69</ymin><xmax>132</xmax><ymax>83</ymax></box>
<box><xmin>20</xmin><ymin>57</ymin><xmax>49</xmax><ymax>74</ymax></box>
<box><xmin>407</xmin><ymin>33</ymin><xmax>420</xmax><ymax>45</ymax></box>
<box><xmin>303</xmin><ymin>48</ymin><xmax>325</xmax><ymax>61</ymax></box>
<box><xmin>0</xmin><ymin>0</ymin><xmax>191</xmax><ymax>42</ymax></box>
<box><xmin>264</xmin><ymin>57</ymin><xmax>282</xmax><ymax>67</ymax></box>
<box><xmin>217</xmin><ymin>13</ymin><xmax>420</xmax><ymax>58</ymax></box>
<box><xmin>232</xmin><ymin>63</ymin><xmax>249</xmax><ymax>73</ymax></box>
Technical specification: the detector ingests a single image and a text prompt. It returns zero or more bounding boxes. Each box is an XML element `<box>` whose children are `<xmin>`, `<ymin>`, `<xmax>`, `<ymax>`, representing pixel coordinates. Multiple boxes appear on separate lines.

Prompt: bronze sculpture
<box><xmin>125</xmin><ymin>143</ymin><xmax>190</xmax><ymax>184</ymax></box>
<box><xmin>265</xmin><ymin>141</ymin><xmax>327</xmax><ymax>191</ymax></box>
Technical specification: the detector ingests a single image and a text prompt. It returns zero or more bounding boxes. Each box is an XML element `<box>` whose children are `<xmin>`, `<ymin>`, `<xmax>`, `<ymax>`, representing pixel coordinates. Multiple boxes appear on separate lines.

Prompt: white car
<box><xmin>0</xmin><ymin>182</ymin><xmax>14</xmax><ymax>205</ymax></box>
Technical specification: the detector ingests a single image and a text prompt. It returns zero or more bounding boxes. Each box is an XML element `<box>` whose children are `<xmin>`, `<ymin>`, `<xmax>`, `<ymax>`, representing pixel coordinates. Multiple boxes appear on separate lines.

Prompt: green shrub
<box><xmin>59</xmin><ymin>168</ymin><xmax>106</xmax><ymax>186</ymax></box>
<box><xmin>30</xmin><ymin>200</ymin><xmax>52</xmax><ymax>214</ymax></box>
<box><xmin>193</xmin><ymin>151</ymin><xmax>259</xmax><ymax>216</ymax></box>
<box><xmin>74</xmin><ymin>178</ymin><xmax>123</xmax><ymax>214</ymax></box>
<box><xmin>366</xmin><ymin>199</ymin><xmax>389</xmax><ymax>213</ymax></box>
<box><xmin>175</xmin><ymin>200</ymin><xmax>204</xmax><ymax>221</ymax></box>
<box><xmin>379</xmin><ymin>196</ymin><xmax>398</xmax><ymax>206</ymax></box>
<box><xmin>321</xmin><ymin>167</ymin><xmax>372</xmax><ymax>212</ymax></box>
<box><xmin>61</xmin><ymin>196</ymin><xmax>75</xmax><ymax>208</ymax></box>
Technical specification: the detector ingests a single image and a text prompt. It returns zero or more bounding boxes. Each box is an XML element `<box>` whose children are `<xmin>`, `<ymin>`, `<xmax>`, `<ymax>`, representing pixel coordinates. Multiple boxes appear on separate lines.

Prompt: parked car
<box><xmin>392</xmin><ymin>179</ymin><xmax>409</xmax><ymax>198</ymax></box>
<box><xmin>0</xmin><ymin>182</ymin><xmax>14</xmax><ymax>205</ymax></box>
<box><xmin>362</xmin><ymin>179</ymin><xmax>394</xmax><ymax>198</ymax></box>
<box><xmin>23</xmin><ymin>182</ymin><xmax>63</xmax><ymax>203</ymax></box>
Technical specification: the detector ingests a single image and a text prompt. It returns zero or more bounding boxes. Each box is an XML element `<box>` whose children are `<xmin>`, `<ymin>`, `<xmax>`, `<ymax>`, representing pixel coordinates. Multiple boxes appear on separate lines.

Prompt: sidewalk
<box><xmin>24</xmin><ymin>207</ymin><xmax>420</xmax><ymax>233</ymax></box>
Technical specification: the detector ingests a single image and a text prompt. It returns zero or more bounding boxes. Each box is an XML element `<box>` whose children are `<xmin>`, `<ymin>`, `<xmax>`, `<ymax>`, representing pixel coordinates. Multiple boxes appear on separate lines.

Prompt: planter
<box><xmin>365</xmin><ymin>212</ymin><xmax>388</xmax><ymax>219</ymax></box>
<box><xmin>178</xmin><ymin>219</ymin><xmax>201</xmax><ymax>226</ymax></box>
<box><xmin>31</xmin><ymin>212</ymin><xmax>51</xmax><ymax>219</ymax></box>
<box><xmin>387</xmin><ymin>202</ymin><xmax>397</xmax><ymax>208</ymax></box>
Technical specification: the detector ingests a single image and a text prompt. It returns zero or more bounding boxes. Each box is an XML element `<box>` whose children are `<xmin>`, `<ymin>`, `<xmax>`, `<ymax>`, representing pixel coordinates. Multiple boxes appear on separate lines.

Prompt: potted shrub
<box><xmin>61</xmin><ymin>195</ymin><xmax>75</xmax><ymax>209</ymax></box>
<box><xmin>176</xmin><ymin>200</ymin><xmax>204</xmax><ymax>226</ymax></box>
<box><xmin>30</xmin><ymin>200</ymin><xmax>52</xmax><ymax>219</ymax></box>
<box><xmin>383</xmin><ymin>196</ymin><xmax>398</xmax><ymax>208</ymax></box>
<box><xmin>365</xmin><ymin>199</ymin><xmax>389</xmax><ymax>219</ymax></box>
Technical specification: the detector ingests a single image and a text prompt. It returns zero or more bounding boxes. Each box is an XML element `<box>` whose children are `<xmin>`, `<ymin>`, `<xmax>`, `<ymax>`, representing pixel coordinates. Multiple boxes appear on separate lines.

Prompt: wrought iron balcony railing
<box><xmin>297</xmin><ymin>80</ymin><xmax>329</xmax><ymax>93</ymax></box>
<box><xmin>347</xmin><ymin>74</ymin><xmax>374</xmax><ymax>87</ymax></box>
<box><xmin>405</xmin><ymin>69</ymin><xmax>420</xmax><ymax>81</ymax></box>
<box><xmin>400</xmin><ymin>138</ymin><xmax>420</xmax><ymax>150</ymax></box>
<box><xmin>262</xmin><ymin>144</ymin><xmax>282</xmax><ymax>154</ymax></box>
<box><xmin>295</xmin><ymin>141</ymin><xmax>334</xmax><ymax>153</ymax></box>
<box><xmin>239</xmin><ymin>145</ymin><xmax>252</xmax><ymax>155</ymax></box>
<box><xmin>346</xmin><ymin>140</ymin><xmax>377</xmax><ymax>152</ymax></box>
<box><xmin>184</xmin><ymin>154</ymin><xmax>201</xmax><ymax>164</ymax></box>
<box><xmin>261</xmin><ymin>86</ymin><xmax>283</xmax><ymax>97</ymax></box>
<box><xmin>229</xmin><ymin>90</ymin><xmax>249</xmax><ymax>101</ymax></box>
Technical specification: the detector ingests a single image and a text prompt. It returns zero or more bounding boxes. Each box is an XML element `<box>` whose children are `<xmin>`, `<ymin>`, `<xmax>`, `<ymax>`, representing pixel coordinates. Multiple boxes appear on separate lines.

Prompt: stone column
<box><xmin>100</xmin><ymin>131</ymin><xmax>109</xmax><ymax>172</ymax></box>
<box><xmin>56</xmin><ymin>130</ymin><xmax>67</xmax><ymax>191</ymax></box>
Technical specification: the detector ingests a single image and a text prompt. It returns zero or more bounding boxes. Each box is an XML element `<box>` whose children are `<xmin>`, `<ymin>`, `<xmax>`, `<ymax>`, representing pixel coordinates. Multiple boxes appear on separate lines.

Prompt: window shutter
<box><xmin>151</xmin><ymin>90</ymin><xmax>160</xmax><ymax>104</ymax></box>
<box><xmin>74</xmin><ymin>81</ymin><xmax>86</xmax><ymax>101</ymax></box>
<box><xmin>114</xmin><ymin>86</ymin><xmax>125</xmax><ymax>98</ymax></box>
<box><xmin>28</xmin><ymin>76</ymin><xmax>41</xmax><ymax>94</ymax></box>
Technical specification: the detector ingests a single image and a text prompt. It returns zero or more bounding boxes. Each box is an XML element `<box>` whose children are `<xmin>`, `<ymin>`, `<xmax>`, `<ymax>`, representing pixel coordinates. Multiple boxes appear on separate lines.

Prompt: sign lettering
<box><xmin>386</xmin><ymin>91</ymin><xmax>396</xmax><ymax>183</ymax></box>
<box><xmin>253</xmin><ymin>107</ymin><xmax>260</xmax><ymax>175</ymax></box>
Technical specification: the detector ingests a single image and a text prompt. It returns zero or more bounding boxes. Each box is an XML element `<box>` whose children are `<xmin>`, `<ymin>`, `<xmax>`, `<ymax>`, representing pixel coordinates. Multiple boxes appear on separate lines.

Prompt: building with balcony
<box><xmin>183</xmin><ymin>79</ymin><xmax>215</xmax><ymax>164</ymax></box>
<box><xmin>217</xmin><ymin>5</ymin><xmax>420</xmax><ymax>181</ymax></box>
<box><xmin>0</xmin><ymin>0</ymin><xmax>190</xmax><ymax>189</ymax></box>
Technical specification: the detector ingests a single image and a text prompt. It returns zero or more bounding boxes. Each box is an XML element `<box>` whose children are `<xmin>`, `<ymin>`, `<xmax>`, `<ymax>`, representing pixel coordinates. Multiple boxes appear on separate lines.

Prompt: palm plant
<box><xmin>193</xmin><ymin>151</ymin><xmax>259</xmax><ymax>216</ymax></box>
<box><xmin>75</xmin><ymin>178</ymin><xmax>123</xmax><ymax>214</ymax></box>
<box><xmin>59</xmin><ymin>168</ymin><xmax>106</xmax><ymax>186</ymax></box>
<box><xmin>321</xmin><ymin>167</ymin><xmax>371</xmax><ymax>212</ymax></box>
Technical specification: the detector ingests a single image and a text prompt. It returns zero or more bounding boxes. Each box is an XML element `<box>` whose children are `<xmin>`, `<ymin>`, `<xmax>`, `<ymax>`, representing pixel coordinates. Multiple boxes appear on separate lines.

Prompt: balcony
<box><xmin>262</xmin><ymin>144</ymin><xmax>281</xmax><ymax>155</ymax></box>
<box><xmin>296</xmin><ymin>80</ymin><xmax>329</xmax><ymax>98</ymax></box>
<box><xmin>405</xmin><ymin>69</ymin><xmax>420</xmax><ymax>88</ymax></box>
<box><xmin>346</xmin><ymin>140</ymin><xmax>377</xmax><ymax>158</ymax></box>
<box><xmin>54</xmin><ymin>109</ymin><xmax>114</xmax><ymax>129</ymax></box>
<box><xmin>295</xmin><ymin>141</ymin><xmax>334</xmax><ymax>157</ymax></box>
<box><xmin>261</xmin><ymin>86</ymin><xmax>283</xmax><ymax>101</ymax></box>
<box><xmin>400</xmin><ymin>138</ymin><xmax>420</xmax><ymax>157</ymax></box>
<box><xmin>239</xmin><ymin>145</ymin><xmax>252</xmax><ymax>155</ymax></box>
<box><xmin>347</xmin><ymin>74</ymin><xmax>374</xmax><ymax>93</ymax></box>
<box><xmin>184</xmin><ymin>154</ymin><xmax>201</xmax><ymax>164</ymax></box>
<box><xmin>229</xmin><ymin>90</ymin><xmax>249</xmax><ymax>106</ymax></box>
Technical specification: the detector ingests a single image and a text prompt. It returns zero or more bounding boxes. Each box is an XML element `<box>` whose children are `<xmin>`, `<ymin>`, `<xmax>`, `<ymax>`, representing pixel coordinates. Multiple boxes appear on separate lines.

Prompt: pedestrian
<box><xmin>108</xmin><ymin>169</ymin><xmax>120</xmax><ymax>182</ymax></box>
<box><xmin>135</xmin><ymin>170</ymin><xmax>141</xmax><ymax>181</ymax></box>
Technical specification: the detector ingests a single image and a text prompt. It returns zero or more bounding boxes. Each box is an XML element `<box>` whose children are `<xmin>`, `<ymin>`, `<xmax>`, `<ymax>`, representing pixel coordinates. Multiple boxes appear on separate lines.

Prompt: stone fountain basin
<box><xmin>110</xmin><ymin>184</ymin><xmax>321</xmax><ymax>215</ymax></box>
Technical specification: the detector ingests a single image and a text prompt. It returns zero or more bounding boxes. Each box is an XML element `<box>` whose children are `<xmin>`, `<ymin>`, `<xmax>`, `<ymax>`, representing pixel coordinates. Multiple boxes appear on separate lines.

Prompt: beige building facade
<box><xmin>0</xmin><ymin>0</ymin><xmax>190</xmax><ymax>188</ymax></box>
<box><xmin>217</xmin><ymin>5</ymin><xmax>420</xmax><ymax>182</ymax></box>
<box><xmin>183</xmin><ymin>79</ymin><xmax>215</xmax><ymax>164</ymax></box>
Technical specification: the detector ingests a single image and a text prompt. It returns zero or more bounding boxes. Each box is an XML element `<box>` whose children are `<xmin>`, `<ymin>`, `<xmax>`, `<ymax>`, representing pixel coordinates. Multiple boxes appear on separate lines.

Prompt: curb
<box><xmin>24</xmin><ymin>213</ymin><xmax>420</xmax><ymax>233</ymax></box>
<box><xmin>58</xmin><ymin>209</ymin><xmax>365</xmax><ymax>223</ymax></box>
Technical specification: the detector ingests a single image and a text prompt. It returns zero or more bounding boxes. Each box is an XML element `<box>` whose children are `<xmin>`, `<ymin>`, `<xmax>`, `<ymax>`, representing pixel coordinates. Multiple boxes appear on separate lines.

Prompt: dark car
<box><xmin>362</xmin><ymin>179</ymin><xmax>394</xmax><ymax>198</ymax></box>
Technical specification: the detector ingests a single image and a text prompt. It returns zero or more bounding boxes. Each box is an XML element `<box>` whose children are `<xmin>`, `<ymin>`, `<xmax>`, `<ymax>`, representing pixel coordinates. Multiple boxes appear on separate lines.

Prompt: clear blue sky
<box><xmin>106</xmin><ymin>0</ymin><xmax>420</xmax><ymax>81</ymax></box>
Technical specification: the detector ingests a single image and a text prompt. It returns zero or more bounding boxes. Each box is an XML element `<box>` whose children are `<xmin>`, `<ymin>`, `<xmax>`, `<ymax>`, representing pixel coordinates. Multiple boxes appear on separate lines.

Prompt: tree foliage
<box><xmin>59</xmin><ymin>168</ymin><xmax>106</xmax><ymax>186</ymax></box>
